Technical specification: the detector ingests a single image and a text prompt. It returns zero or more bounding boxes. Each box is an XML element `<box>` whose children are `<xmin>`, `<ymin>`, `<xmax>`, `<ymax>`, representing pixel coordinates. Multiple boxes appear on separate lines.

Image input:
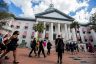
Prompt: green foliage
<box><xmin>0</xmin><ymin>2</ymin><xmax>7</xmax><ymax>7</ymax></box>
<box><xmin>0</xmin><ymin>11</ymin><xmax>15</xmax><ymax>20</ymax></box>
<box><xmin>91</xmin><ymin>25</ymin><xmax>96</xmax><ymax>32</ymax></box>
<box><xmin>33</xmin><ymin>22</ymin><xmax>44</xmax><ymax>33</ymax></box>
<box><xmin>70</xmin><ymin>22</ymin><xmax>79</xmax><ymax>29</ymax></box>
<box><xmin>91</xmin><ymin>12</ymin><xmax>96</xmax><ymax>31</ymax></box>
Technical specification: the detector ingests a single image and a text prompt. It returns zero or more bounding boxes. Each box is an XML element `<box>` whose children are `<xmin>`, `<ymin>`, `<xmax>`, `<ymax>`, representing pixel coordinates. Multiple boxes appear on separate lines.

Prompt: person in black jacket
<box><xmin>55</xmin><ymin>35</ymin><xmax>64</xmax><ymax>64</ymax></box>
<box><xmin>29</xmin><ymin>38</ymin><xmax>37</xmax><ymax>57</ymax></box>
<box><xmin>47</xmin><ymin>40</ymin><xmax>52</xmax><ymax>55</ymax></box>
<box><xmin>38</xmin><ymin>40</ymin><xmax>46</xmax><ymax>58</ymax></box>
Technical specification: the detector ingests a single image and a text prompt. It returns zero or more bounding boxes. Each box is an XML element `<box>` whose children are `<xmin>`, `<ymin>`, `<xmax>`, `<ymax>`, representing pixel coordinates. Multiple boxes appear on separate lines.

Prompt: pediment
<box><xmin>35</xmin><ymin>9</ymin><xmax>74</xmax><ymax>21</ymax></box>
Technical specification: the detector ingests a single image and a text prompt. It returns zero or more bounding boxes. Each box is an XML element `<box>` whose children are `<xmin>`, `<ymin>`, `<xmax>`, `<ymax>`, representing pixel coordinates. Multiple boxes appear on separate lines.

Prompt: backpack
<box><xmin>56</xmin><ymin>38</ymin><xmax>64</xmax><ymax>52</ymax></box>
<box><xmin>0</xmin><ymin>36</ymin><xmax>2</xmax><ymax>43</ymax></box>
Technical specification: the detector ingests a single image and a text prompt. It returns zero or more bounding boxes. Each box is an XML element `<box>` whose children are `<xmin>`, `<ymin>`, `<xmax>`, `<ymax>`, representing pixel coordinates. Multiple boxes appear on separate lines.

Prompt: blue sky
<box><xmin>1</xmin><ymin>0</ymin><xmax>96</xmax><ymax>24</ymax></box>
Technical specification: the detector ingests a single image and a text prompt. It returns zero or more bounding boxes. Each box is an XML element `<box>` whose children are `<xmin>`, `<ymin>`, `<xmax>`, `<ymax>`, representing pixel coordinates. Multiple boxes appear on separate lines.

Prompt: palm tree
<box><xmin>70</xmin><ymin>21</ymin><xmax>81</xmax><ymax>43</ymax></box>
<box><xmin>33</xmin><ymin>22</ymin><xmax>45</xmax><ymax>40</ymax></box>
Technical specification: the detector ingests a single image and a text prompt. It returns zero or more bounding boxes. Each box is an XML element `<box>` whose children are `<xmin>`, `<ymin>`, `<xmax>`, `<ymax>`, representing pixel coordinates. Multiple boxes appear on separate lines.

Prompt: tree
<box><xmin>33</xmin><ymin>22</ymin><xmax>45</xmax><ymax>39</ymax></box>
<box><xmin>70</xmin><ymin>21</ymin><xmax>81</xmax><ymax>43</ymax></box>
<box><xmin>0</xmin><ymin>2</ymin><xmax>15</xmax><ymax>30</ymax></box>
<box><xmin>90</xmin><ymin>12</ymin><xmax>96</xmax><ymax>32</ymax></box>
<box><xmin>0</xmin><ymin>11</ymin><xmax>15</xmax><ymax>20</ymax></box>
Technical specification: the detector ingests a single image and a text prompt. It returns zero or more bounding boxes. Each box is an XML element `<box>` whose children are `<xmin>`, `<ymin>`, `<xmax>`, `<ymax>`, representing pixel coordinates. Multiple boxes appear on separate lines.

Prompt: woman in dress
<box><xmin>0</xmin><ymin>31</ymin><xmax>20</xmax><ymax>63</ymax></box>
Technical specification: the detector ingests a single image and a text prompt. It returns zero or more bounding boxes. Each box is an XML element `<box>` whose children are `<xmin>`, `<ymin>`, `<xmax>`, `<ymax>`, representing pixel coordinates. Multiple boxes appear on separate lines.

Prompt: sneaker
<box><xmin>29</xmin><ymin>55</ymin><xmax>32</xmax><ymax>57</ymax></box>
<box><xmin>5</xmin><ymin>56</ymin><xmax>9</xmax><ymax>60</ymax></box>
<box><xmin>57</xmin><ymin>60</ymin><xmax>59</xmax><ymax>63</ymax></box>
<box><xmin>13</xmin><ymin>61</ymin><xmax>19</xmax><ymax>64</ymax></box>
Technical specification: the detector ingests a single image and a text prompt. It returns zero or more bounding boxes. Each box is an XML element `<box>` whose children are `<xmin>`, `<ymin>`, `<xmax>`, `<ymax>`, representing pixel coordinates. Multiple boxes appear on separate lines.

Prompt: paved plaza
<box><xmin>0</xmin><ymin>48</ymin><xmax>96</xmax><ymax>64</ymax></box>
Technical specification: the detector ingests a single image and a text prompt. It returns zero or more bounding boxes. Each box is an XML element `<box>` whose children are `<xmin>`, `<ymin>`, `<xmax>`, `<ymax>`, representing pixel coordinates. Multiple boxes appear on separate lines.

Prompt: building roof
<box><xmin>15</xmin><ymin>17</ymin><xmax>36</xmax><ymax>21</ymax></box>
<box><xmin>35</xmin><ymin>4</ymin><xmax>74</xmax><ymax>21</ymax></box>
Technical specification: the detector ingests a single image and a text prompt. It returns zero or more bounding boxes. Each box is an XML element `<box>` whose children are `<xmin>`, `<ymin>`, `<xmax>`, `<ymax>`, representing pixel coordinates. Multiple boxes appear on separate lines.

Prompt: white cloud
<box><xmin>73</xmin><ymin>10</ymin><xmax>90</xmax><ymax>24</ymax></box>
<box><xmin>4</xmin><ymin>0</ymin><xmax>95</xmax><ymax>24</ymax></box>
<box><xmin>90</xmin><ymin>7</ymin><xmax>96</xmax><ymax>14</ymax></box>
<box><xmin>5</xmin><ymin>0</ymin><xmax>35</xmax><ymax>18</ymax></box>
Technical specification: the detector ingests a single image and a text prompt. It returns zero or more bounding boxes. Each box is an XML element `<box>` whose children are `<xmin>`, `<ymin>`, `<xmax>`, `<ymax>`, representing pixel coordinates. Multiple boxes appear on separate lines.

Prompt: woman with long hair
<box><xmin>3</xmin><ymin>34</ymin><xmax>10</xmax><ymax>59</ymax></box>
<box><xmin>0</xmin><ymin>31</ymin><xmax>20</xmax><ymax>63</ymax></box>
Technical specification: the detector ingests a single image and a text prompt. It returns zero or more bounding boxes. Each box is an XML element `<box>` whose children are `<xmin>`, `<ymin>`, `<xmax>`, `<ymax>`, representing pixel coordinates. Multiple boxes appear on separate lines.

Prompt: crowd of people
<box><xmin>65</xmin><ymin>41</ymin><xmax>79</xmax><ymax>55</ymax></box>
<box><xmin>28</xmin><ymin>38</ymin><xmax>52</xmax><ymax>58</ymax></box>
<box><xmin>0</xmin><ymin>31</ymin><xmax>95</xmax><ymax>64</ymax></box>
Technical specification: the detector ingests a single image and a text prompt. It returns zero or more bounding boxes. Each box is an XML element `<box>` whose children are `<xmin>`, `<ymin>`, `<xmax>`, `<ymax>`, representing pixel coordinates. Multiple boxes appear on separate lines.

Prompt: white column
<box><xmin>50</xmin><ymin>23</ymin><xmax>53</xmax><ymax>41</ymax></box>
<box><xmin>62</xmin><ymin>24</ymin><xmax>65</xmax><ymax>40</ymax></box>
<box><xmin>68</xmin><ymin>25</ymin><xmax>71</xmax><ymax>40</ymax></box>
<box><xmin>72</xmin><ymin>28</ymin><xmax>77</xmax><ymax>41</ymax></box>
<box><xmin>43</xmin><ymin>22</ymin><xmax>46</xmax><ymax>39</ymax></box>
<box><xmin>65</xmin><ymin>24</ymin><xmax>68</xmax><ymax>41</ymax></box>
<box><xmin>58</xmin><ymin>23</ymin><xmax>61</xmax><ymax>35</ymax></box>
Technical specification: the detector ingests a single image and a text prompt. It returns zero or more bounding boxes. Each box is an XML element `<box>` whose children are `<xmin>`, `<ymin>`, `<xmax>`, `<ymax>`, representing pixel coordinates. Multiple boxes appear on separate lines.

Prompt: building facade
<box><xmin>6</xmin><ymin>4</ymin><xmax>96</xmax><ymax>47</ymax></box>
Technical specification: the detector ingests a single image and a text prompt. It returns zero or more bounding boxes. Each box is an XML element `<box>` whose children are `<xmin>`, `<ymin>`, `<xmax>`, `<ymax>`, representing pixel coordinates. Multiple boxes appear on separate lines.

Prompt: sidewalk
<box><xmin>1</xmin><ymin>48</ymin><xmax>96</xmax><ymax>64</ymax></box>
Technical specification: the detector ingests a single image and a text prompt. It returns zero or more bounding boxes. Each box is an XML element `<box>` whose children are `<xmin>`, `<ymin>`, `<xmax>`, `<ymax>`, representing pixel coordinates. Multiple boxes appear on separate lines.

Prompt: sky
<box><xmin>1</xmin><ymin>0</ymin><xmax>96</xmax><ymax>24</ymax></box>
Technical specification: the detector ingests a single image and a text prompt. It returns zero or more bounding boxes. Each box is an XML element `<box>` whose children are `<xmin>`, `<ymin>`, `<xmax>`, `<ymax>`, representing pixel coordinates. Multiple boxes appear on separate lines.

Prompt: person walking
<box><xmin>38</xmin><ymin>40</ymin><xmax>46</xmax><ymax>58</ymax></box>
<box><xmin>3</xmin><ymin>34</ymin><xmax>10</xmax><ymax>59</ymax></box>
<box><xmin>55</xmin><ymin>35</ymin><xmax>64</xmax><ymax>64</ymax></box>
<box><xmin>0</xmin><ymin>33</ymin><xmax>3</xmax><ymax>54</ymax></box>
<box><xmin>0</xmin><ymin>31</ymin><xmax>20</xmax><ymax>64</ymax></box>
<box><xmin>47</xmin><ymin>40</ymin><xmax>52</xmax><ymax>55</ymax></box>
<box><xmin>69</xmin><ymin>42</ymin><xmax>74</xmax><ymax>55</ymax></box>
<box><xmin>29</xmin><ymin>38</ymin><xmax>37</xmax><ymax>57</ymax></box>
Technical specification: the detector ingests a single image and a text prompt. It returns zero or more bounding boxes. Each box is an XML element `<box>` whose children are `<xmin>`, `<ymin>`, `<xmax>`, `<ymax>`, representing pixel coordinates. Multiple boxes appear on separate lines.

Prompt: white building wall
<box><xmin>10</xmin><ymin>20</ymin><xmax>36</xmax><ymax>47</ymax></box>
<box><xmin>91</xmin><ymin>30</ymin><xmax>96</xmax><ymax>45</ymax></box>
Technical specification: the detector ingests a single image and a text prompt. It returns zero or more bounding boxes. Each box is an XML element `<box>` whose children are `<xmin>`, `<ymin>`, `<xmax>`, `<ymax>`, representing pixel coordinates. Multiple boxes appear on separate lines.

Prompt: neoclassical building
<box><xmin>6</xmin><ymin>4</ymin><xmax>96</xmax><ymax>47</ymax></box>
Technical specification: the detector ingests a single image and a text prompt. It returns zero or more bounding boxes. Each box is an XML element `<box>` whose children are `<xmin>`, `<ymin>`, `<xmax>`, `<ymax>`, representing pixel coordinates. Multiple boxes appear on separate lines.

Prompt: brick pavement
<box><xmin>1</xmin><ymin>48</ymin><xmax>96</xmax><ymax>64</ymax></box>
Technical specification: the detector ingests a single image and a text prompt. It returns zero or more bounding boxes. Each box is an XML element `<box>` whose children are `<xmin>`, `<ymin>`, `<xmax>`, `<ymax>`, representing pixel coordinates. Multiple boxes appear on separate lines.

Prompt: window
<box><xmin>87</xmin><ymin>31</ymin><xmax>91</xmax><ymax>34</ymax></box>
<box><xmin>53</xmin><ymin>34</ymin><xmax>56</xmax><ymax>40</ymax></box>
<box><xmin>45</xmin><ymin>33</ymin><xmax>49</xmax><ymax>39</ymax></box>
<box><xmin>46</xmin><ymin>25</ymin><xmax>49</xmax><ymax>31</ymax></box>
<box><xmin>22</xmin><ymin>35</ymin><xmax>26</xmax><ymax>38</ymax></box>
<box><xmin>31</xmin><ymin>32</ymin><xmax>34</xmax><ymax>39</ymax></box>
<box><xmin>91</xmin><ymin>39</ymin><xmax>93</xmax><ymax>42</ymax></box>
<box><xmin>22</xmin><ymin>31</ymin><xmax>27</xmax><ymax>38</ymax></box>
<box><xmin>85</xmin><ymin>39</ymin><xmax>87</xmax><ymax>42</ymax></box>
<box><xmin>83</xmin><ymin>31</ymin><xmax>85</xmax><ymax>34</ymax></box>
<box><xmin>11</xmin><ymin>25</ymin><xmax>14</xmax><ymax>28</ymax></box>
<box><xmin>16</xmin><ymin>26</ymin><xmax>20</xmax><ymax>29</ymax></box>
<box><xmin>31</xmin><ymin>36</ymin><xmax>34</xmax><ymax>39</ymax></box>
<box><xmin>77</xmin><ymin>31</ymin><xmax>80</xmax><ymax>33</ymax></box>
<box><xmin>24</xmin><ymin>26</ymin><xmax>28</xmax><ymax>29</ymax></box>
<box><xmin>53</xmin><ymin>26</ymin><xmax>55</xmax><ymax>32</ymax></box>
<box><xmin>77</xmin><ymin>38</ymin><xmax>81</xmax><ymax>41</ymax></box>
